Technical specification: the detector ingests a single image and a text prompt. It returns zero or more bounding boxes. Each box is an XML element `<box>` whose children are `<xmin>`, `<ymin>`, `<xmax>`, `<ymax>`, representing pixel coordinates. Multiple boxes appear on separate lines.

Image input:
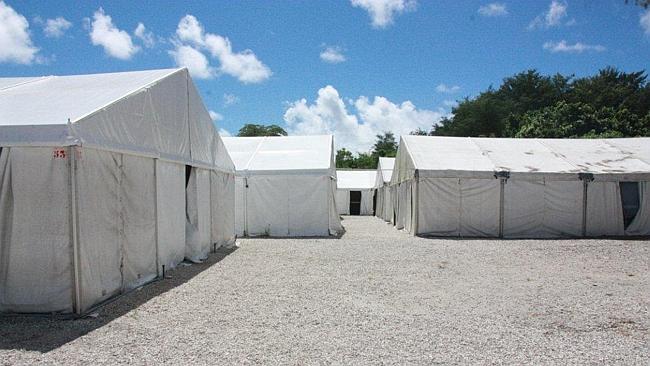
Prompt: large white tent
<box><xmin>374</xmin><ymin>157</ymin><xmax>395</xmax><ymax>221</ymax></box>
<box><xmin>222</xmin><ymin>135</ymin><xmax>342</xmax><ymax>237</ymax></box>
<box><xmin>336</xmin><ymin>170</ymin><xmax>377</xmax><ymax>215</ymax></box>
<box><xmin>391</xmin><ymin>136</ymin><xmax>650</xmax><ymax>238</ymax></box>
<box><xmin>0</xmin><ymin>68</ymin><xmax>236</xmax><ymax>314</ymax></box>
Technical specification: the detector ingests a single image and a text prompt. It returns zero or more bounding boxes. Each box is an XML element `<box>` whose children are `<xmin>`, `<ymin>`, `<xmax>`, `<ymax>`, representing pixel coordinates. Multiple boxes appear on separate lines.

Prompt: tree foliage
<box><xmin>419</xmin><ymin>67</ymin><xmax>649</xmax><ymax>139</ymax></box>
<box><xmin>237</xmin><ymin>123</ymin><xmax>287</xmax><ymax>137</ymax></box>
<box><xmin>335</xmin><ymin>132</ymin><xmax>398</xmax><ymax>169</ymax></box>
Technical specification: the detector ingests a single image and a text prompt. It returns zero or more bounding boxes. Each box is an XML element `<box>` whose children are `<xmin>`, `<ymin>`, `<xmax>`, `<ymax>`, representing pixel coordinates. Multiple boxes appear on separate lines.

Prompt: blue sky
<box><xmin>1</xmin><ymin>0</ymin><xmax>649</xmax><ymax>151</ymax></box>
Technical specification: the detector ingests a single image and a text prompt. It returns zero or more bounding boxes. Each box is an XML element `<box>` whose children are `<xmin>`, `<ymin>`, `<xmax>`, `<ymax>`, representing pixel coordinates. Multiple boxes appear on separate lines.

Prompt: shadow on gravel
<box><xmin>0</xmin><ymin>246</ymin><xmax>238</xmax><ymax>353</ymax></box>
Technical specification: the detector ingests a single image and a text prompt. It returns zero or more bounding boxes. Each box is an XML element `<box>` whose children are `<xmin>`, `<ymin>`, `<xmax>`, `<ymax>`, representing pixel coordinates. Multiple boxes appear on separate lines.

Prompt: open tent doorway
<box><xmin>349</xmin><ymin>190</ymin><xmax>361</xmax><ymax>215</ymax></box>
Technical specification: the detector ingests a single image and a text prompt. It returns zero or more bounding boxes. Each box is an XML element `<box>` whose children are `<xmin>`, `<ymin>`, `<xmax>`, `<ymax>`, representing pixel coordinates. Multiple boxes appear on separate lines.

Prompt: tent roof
<box><xmin>337</xmin><ymin>170</ymin><xmax>377</xmax><ymax>190</ymax></box>
<box><xmin>395</xmin><ymin>136</ymin><xmax>650</xmax><ymax>181</ymax></box>
<box><xmin>0</xmin><ymin>69</ymin><xmax>178</xmax><ymax>126</ymax></box>
<box><xmin>222</xmin><ymin>135</ymin><xmax>334</xmax><ymax>173</ymax></box>
<box><xmin>0</xmin><ymin>68</ymin><xmax>234</xmax><ymax>172</ymax></box>
<box><xmin>378</xmin><ymin>157</ymin><xmax>395</xmax><ymax>183</ymax></box>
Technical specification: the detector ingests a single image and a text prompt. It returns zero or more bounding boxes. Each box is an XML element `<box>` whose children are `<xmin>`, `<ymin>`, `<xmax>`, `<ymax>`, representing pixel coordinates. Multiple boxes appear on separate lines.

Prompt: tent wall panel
<box><xmin>288</xmin><ymin>176</ymin><xmax>329</xmax><ymax>236</ymax></box>
<box><xmin>234</xmin><ymin>176</ymin><xmax>245</xmax><ymax>236</ymax></box>
<box><xmin>328</xmin><ymin>178</ymin><xmax>343</xmax><ymax>235</ymax></box>
<box><xmin>155</xmin><ymin>160</ymin><xmax>186</xmax><ymax>272</ymax></box>
<box><xmin>417</xmin><ymin>178</ymin><xmax>461</xmax><ymax>236</ymax></box>
<box><xmin>120</xmin><ymin>155</ymin><xmax>157</xmax><ymax>290</ymax></box>
<box><xmin>543</xmin><ymin>181</ymin><xmax>583</xmax><ymax>237</ymax></box>
<box><xmin>185</xmin><ymin>168</ymin><xmax>211</xmax><ymax>261</ymax></box>
<box><xmin>336</xmin><ymin>190</ymin><xmax>349</xmax><ymax>215</ymax></box>
<box><xmin>504</xmin><ymin>180</ymin><xmax>546</xmax><ymax>238</ymax></box>
<box><xmin>76</xmin><ymin>148</ymin><xmax>122</xmax><ymax>312</ymax></box>
<box><xmin>625</xmin><ymin>181</ymin><xmax>650</xmax><ymax>236</ymax></box>
<box><xmin>210</xmin><ymin>171</ymin><xmax>236</xmax><ymax>247</ymax></box>
<box><xmin>0</xmin><ymin>147</ymin><xmax>73</xmax><ymax>313</ymax></box>
<box><xmin>586</xmin><ymin>182</ymin><xmax>625</xmax><ymax>236</ymax></box>
<box><xmin>360</xmin><ymin>190</ymin><xmax>374</xmax><ymax>216</ymax></box>
<box><xmin>246</xmin><ymin>176</ymin><xmax>290</xmax><ymax>236</ymax></box>
<box><xmin>459</xmin><ymin>179</ymin><xmax>500</xmax><ymax>237</ymax></box>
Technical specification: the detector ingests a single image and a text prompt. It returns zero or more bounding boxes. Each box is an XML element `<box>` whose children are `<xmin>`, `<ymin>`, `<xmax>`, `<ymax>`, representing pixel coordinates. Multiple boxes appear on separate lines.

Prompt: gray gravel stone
<box><xmin>1</xmin><ymin>216</ymin><xmax>648</xmax><ymax>365</ymax></box>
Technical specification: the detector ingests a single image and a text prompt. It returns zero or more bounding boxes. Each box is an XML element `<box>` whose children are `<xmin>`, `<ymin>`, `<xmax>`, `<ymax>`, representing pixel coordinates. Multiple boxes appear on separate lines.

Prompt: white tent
<box><xmin>374</xmin><ymin>157</ymin><xmax>395</xmax><ymax>221</ymax></box>
<box><xmin>0</xmin><ymin>68</ymin><xmax>236</xmax><ymax>314</ymax></box>
<box><xmin>336</xmin><ymin>170</ymin><xmax>377</xmax><ymax>215</ymax></box>
<box><xmin>222</xmin><ymin>135</ymin><xmax>342</xmax><ymax>237</ymax></box>
<box><xmin>391</xmin><ymin>136</ymin><xmax>650</xmax><ymax>238</ymax></box>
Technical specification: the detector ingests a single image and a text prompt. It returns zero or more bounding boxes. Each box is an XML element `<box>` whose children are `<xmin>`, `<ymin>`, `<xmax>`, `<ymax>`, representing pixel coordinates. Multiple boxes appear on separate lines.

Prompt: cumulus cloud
<box><xmin>41</xmin><ymin>17</ymin><xmax>72</xmax><ymax>38</ymax></box>
<box><xmin>169</xmin><ymin>44</ymin><xmax>215</xmax><ymax>79</ymax></box>
<box><xmin>641</xmin><ymin>9</ymin><xmax>650</xmax><ymax>35</ymax></box>
<box><xmin>0</xmin><ymin>1</ymin><xmax>39</xmax><ymax>64</ymax></box>
<box><xmin>171</xmin><ymin>15</ymin><xmax>271</xmax><ymax>83</ymax></box>
<box><xmin>89</xmin><ymin>8</ymin><xmax>139</xmax><ymax>60</ymax></box>
<box><xmin>283</xmin><ymin>85</ymin><xmax>445</xmax><ymax>152</ymax></box>
<box><xmin>134</xmin><ymin>23</ymin><xmax>155</xmax><ymax>48</ymax></box>
<box><xmin>320</xmin><ymin>46</ymin><xmax>346</xmax><ymax>64</ymax></box>
<box><xmin>223</xmin><ymin>93</ymin><xmax>240</xmax><ymax>106</ymax></box>
<box><xmin>543</xmin><ymin>40</ymin><xmax>605</xmax><ymax>53</ymax></box>
<box><xmin>435</xmin><ymin>84</ymin><xmax>461</xmax><ymax>94</ymax></box>
<box><xmin>478</xmin><ymin>3</ymin><xmax>508</xmax><ymax>17</ymax></box>
<box><xmin>351</xmin><ymin>0</ymin><xmax>416</xmax><ymax>28</ymax></box>
<box><xmin>528</xmin><ymin>1</ymin><xmax>567</xmax><ymax>30</ymax></box>
<box><xmin>209</xmin><ymin>110</ymin><xmax>223</xmax><ymax>121</ymax></box>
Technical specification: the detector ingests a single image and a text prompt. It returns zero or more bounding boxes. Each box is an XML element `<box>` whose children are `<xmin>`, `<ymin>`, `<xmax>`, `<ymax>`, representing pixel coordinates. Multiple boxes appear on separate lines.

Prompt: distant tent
<box><xmin>222</xmin><ymin>135</ymin><xmax>342</xmax><ymax>237</ymax></box>
<box><xmin>0</xmin><ymin>68</ymin><xmax>235</xmax><ymax>314</ymax></box>
<box><xmin>374</xmin><ymin>157</ymin><xmax>395</xmax><ymax>221</ymax></box>
<box><xmin>391</xmin><ymin>136</ymin><xmax>650</xmax><ymax>238</ymax></box>
<box><xmin>336</xmin><ymin>170</ymin><xmax>377</xmax><ymax>216</ymax></box>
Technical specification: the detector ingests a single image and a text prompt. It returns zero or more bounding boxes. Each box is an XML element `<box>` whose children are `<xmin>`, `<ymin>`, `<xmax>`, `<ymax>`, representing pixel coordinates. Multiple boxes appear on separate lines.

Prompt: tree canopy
<box><xmin>417</xmin><ymin>67</ymin><xmax>649</xmax><ymax>139</ymax></box>
<box><xmin>335</xmin><ymin>132</ymin><xmax>398</xmax><ymax>169</ymax></box>
<box><xmin>237</xmin><ymin>123</ymin><xmax>288</xmax><ymax>137</ymax></box>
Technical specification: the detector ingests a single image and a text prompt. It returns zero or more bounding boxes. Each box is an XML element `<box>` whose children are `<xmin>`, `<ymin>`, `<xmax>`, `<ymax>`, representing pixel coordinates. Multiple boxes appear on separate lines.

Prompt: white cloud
<box><xmin>171</xmin><ymin>15</ymin><xmax>271</xmax><ymax>83</ymax></box>
<box><xmin>528</xmin><ymin>1</ymin><xmax>567</xmax><ymax>30</ymax></box>
<box><xmin>169</xmin><ymin>44</ymin><xmax>215</xmax><ymax>79</ymax></box>
<box><xmin>435</xmin><ymin>84</ymin><xmax>461</xmax><ymax>94</ymax></box>
<box><xmin>209</xmin><ymin>110</ymin><xmax>223</xmax><ymax>121</ymax></box>
<box><xmin>89</xmin><ymin>8</ymin><xmax>139</xmax><ymax>60</ymax></box>
<box><xmin>443</xmin><ymin>100</ymin><xmax>458</xmax><ymax>108</ymax></box>
<box><xmin>320</xmin><ymin>46</ymin><xmax>346</xmax><ymax>64</ymax></box>
<box><xmin>0</xmin><ymin>1</ymin><xmax>39</xmax><ymax>64</ymax></box>
<box><xmin>134</xmin><ymin>23</ymin><xmax>155</xmax><ymax>48</ymax></box>
<box><xmin>218</xmin><ymin>128</ymin><xmax>232</xmax><ymax>137</ymax></box>
<box><xmin>42</xmin><ymin>17</ymin><xmax>72</xmax><ymax>38</ymax></box>
<box><xmin>283</xmin><ymin>85</ymin><xmax>445</xmax><ymax>152</ymax></box>
<box><xmin>223</xmin><ymin>93</ymin><xmax>239</xmax><ymax>106</ymax></box>
<box><xmin>543</xmin><ymin>40</ymin><xmax>605</xmax><ymax>53</ymax></box>
<box><xmin>478</xmin><ymin>3</ymin><xmax>508</xmax><ymax>17</ymax></box>
<box><xmin>350</xmin><ymin>0</ymin><xmax>416</xmax><ymax>29</ymax></box>
<box><xmin>641</xmin><ymin>9</ymin><xmax>650</xmax><ymax>35</ymax></box>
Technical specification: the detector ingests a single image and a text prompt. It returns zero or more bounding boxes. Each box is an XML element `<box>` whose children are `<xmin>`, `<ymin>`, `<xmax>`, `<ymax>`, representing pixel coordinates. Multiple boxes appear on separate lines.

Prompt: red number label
<box><xmin>52</xmin><ymin>148</ymin><xmax>66</xmax><ymax>159</ymax></box>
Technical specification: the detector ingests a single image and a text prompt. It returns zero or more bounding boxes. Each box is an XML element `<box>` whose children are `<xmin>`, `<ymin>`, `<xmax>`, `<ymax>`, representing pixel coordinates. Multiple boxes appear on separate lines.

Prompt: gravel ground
<box><xmin>1</xmin><ymin>216</ymin><xmax>649</xmax><ymax>365</ymax></box>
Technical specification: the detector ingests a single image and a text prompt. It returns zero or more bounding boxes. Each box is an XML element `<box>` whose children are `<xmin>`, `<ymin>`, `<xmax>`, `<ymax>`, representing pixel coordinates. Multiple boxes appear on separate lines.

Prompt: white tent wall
<box><xmin>234</xmin><ymin>176</ymin><xmax>245</xmax><ymax>236</ymax></box>
<box><xmin>335</xmin><ymin>189</ymin><xmax>374</xmax><ymax>216</ymax></box>
<box><xmin>0</xmin><ymin>147</ymin><xmax>73</xmax><ymax>313</ymax></box>
<box><xmin>185</xmin><ymin>168</ymin><xmax>212</xmax><ymax>262</ymax></box>
<box><xmin>626</xmin><ymin>182</ymin><xmax>650</xmax><ymax>236</ymax></box>
<box><xmin>336</xmin><ymin>189</ymin><xmax>349</xmax><ymax>215</ymax></box>
<box><xmin>210</xmin><ymin>171</ymin><xmax>236</xmax><ymax>247</ymax></box>
<box><xmin>155</xmin><ymin>160</ymin><xmax>186</xmax><ymax>272</ymax></box>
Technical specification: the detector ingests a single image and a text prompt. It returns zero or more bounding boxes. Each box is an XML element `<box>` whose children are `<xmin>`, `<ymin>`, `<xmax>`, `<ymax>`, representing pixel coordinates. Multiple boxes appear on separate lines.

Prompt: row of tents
<box><xmin>1</xmin><ymin>68</ymin><xmax>649</xmax><ymax>314</ymax></box>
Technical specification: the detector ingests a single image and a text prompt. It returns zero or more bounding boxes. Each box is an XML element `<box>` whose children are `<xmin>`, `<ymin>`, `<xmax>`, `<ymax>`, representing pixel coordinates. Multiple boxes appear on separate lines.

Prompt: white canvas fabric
<box><xmin>0</xmin><ymin>147</ymin><xmax>73</xmax><ymax>313</ymax></box>
<box><xmin>625</xmin><ymin>182</ymin><xmax>650</xmax><ymax>236</ymax></box>
<box><xmin>0</xmin><ymin>68</ymin><xmax>236</xmax><ymax>314</ymax></box>
<box><xmin>223</xmin><ymin>135</ymin><xmax>341</xmax><ymax>237</ymax></box>
<box><xmin>375</xmin><ymin>158</ymin><xmax>395</xmax><ymax>221</ymax></box>
<box><xmin>336</xmin><ymin>170</ymin><xmax>377</xmax><ymax>216</ymax></box>
<box><xmin>392</xmin><ymin>136</ymin><xmax>650</xmax><ymax>238</ymax></box>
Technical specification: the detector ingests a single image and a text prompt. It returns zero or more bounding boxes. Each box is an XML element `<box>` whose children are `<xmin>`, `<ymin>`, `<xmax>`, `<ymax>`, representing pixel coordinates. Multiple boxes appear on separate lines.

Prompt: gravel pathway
<box><xmin>1</xmin><ymin>216</ymin><xmax>649</xmax><ymax>365</ymax></box>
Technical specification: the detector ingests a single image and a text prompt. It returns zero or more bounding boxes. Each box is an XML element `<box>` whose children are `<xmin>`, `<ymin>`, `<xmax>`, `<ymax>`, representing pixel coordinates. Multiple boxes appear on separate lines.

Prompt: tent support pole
<box><xmin>243</xmin><ymin>177</ymin><xmax>248</xmax><ymax>237</ymax></box>
<box><xmin>154</xmin><ymin>159</ymin><xmax>160</xmax><ymax>276</ymax></box>
<box><xmin>69</xmin><ymin>146</ymin><xmax>82</xmax><ymax>315</ymax></box>
<box><xmin>412</xmin><ymin>171</ymin><xmax>419</xmax><ymax>235</ymax></box>
<box><xmin>579</xmin><ymin>173</ymin><xmax>594</xmax><ymax>237</ymax></box>
<box><xmin>495</xmin><ymin>171</ymin><xmax>509</xmax><ymax>239</ymax></box>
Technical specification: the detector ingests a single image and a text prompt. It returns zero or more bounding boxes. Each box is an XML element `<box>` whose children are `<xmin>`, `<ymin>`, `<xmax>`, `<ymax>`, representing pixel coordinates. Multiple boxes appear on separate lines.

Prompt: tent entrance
<box><xmin>620</xmin><ymin>182</ymin><xmax>640</xmax><ymax>229</ymax></box>
<box><xmin>349</xmin><ymin>190</ymin><xmax>361</xmax><ymax>215</ymax></box>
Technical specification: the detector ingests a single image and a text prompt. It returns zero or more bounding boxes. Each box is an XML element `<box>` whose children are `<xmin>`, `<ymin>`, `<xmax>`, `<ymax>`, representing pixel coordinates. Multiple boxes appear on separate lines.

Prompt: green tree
<box><xmin>237</xmin><ymin>124</ymin><xmax>287</xmax><ymax>137</ymax></box>
<box><xmin>372</xmin><ymin>132</ymin><xmax>398</xmax><ymax>158</ymax></box>
<box><xmin>336</xmin><ymin>148</ymin><xmax>355</xmax><ymax>168</ymax></box>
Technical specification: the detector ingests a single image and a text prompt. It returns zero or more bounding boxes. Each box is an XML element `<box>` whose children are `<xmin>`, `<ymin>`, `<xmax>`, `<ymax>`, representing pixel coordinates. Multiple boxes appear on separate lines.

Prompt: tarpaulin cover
<box><xmin>224</xmin><ymin>135</ymin><xmax>341</xmax><ymax>237</ymax></box>
<box><xmin>375</xmin><ymin>157</ymin><xmax>394</xmax><ymax>221</ymax></box>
